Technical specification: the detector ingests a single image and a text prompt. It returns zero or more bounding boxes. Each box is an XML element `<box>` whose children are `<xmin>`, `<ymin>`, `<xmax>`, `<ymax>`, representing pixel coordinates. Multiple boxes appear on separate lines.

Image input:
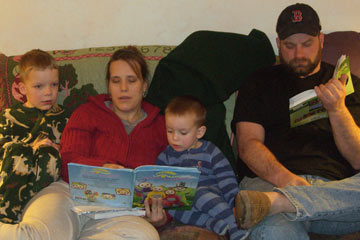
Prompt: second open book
<box><xmin>289</xmin><ymin>55</ymin><xmax>355</xmax><ymax>128</ymax></box>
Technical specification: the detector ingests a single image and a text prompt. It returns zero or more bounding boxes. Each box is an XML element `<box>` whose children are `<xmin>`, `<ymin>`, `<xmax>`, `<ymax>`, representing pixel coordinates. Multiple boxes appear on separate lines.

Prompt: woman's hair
<box><xmin>165</xmin><ymin>95</ymin><xmax>207</xmax><ymax>127</ymax></box>
<box><xmin>106</xmin><ymin>46</ymin><xmax>148</xmax><ymax>84</ymax></box>
<box><xmin>19</xmin><ymin>49</ymin><xmax>58</xmax><ymax>81</ymax></box>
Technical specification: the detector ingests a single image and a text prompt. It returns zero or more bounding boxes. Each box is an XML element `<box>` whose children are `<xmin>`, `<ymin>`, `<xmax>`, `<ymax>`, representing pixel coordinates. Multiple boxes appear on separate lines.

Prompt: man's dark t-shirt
<box><xmin>232</xmin><ymin>62</ymin><xmax>360</xmax><ymax>181</ymax></box>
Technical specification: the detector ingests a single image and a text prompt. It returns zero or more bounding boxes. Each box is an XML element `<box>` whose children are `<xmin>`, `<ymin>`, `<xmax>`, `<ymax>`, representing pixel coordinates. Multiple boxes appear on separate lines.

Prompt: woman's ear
<box><xmin>142</xmin><ymin>79</ymin><xmax>148</xmax><ymax>98</ymax></box>
<box><xmin>196</xmin><ymin>126</ymin><xmax>206</xmax><ymax>139</ymax></box>
<box><xmin>143</xmin><ymin>78</ymin><xmax>148</xmax><ymax>91</ymax></box>
<box><xmin>19</xmin><ymin>81</ymin><xmax>26</xmax><ymax>95</ymax></box>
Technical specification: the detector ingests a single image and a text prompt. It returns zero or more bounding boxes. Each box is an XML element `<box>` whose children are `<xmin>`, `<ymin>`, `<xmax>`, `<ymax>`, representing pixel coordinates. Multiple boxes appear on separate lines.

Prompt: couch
<box><xmin>0</xmin><ymin>30</ymin><xmax>359</xmax><ymax>240</ymax></box>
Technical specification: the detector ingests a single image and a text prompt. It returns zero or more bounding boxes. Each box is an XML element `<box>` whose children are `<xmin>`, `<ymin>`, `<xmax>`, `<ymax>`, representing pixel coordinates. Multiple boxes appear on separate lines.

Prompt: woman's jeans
<box><xmin>239</xmin><ymin>173</ymin><xmax>360</xmax><ymax>240</ymax></box>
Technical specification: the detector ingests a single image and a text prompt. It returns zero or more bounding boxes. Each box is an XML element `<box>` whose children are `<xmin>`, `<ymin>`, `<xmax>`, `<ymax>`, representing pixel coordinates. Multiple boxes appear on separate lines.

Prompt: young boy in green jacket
<box><xmin>0</xmin><ymin>49</ymin><xmax>68</xmax><ymax>223</ymax></box>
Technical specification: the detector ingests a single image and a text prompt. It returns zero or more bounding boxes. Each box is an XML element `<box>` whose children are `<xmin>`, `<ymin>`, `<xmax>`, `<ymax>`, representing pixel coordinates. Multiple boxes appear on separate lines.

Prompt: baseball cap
<box><xmin>276</xmin><ymin>3</ymin><xmax>321</xmax><ymax>40</ymax></box>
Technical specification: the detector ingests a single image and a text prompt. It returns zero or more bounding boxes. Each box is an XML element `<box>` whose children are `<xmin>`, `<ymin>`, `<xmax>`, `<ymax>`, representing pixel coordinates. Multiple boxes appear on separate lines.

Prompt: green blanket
<box><xmin>146</xmin><ymin>29</ymin><xmax>276</xmax><ymax>175</ymax></box>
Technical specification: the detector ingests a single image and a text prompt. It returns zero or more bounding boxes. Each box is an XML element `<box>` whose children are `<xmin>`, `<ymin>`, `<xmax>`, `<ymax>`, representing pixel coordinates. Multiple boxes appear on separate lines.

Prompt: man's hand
<box><xmin>144</xmin><ymin>197</ymin><xmax>167</xmax><ymax>227</ymax></box>
<box><xmin>276</xmin><ymin>172</ymin><xmax>310</xmax><ymax>188</ymax></box>
<box><xmin>314</xmin><ymin>74</ymin><xmax>347</xmax><ymax>113</ymax></box>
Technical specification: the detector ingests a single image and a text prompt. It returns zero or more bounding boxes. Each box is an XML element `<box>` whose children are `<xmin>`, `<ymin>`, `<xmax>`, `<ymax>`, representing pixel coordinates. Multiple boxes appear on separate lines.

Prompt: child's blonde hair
<box><xmin>165</xmin><ymin>95</ymin><xmax>206</xmax><ymax>127</ymax></box>
<box><xmin>19</xmin><ymin>49</ymin><xmax>58</xmax><ymax>81</ymax></box>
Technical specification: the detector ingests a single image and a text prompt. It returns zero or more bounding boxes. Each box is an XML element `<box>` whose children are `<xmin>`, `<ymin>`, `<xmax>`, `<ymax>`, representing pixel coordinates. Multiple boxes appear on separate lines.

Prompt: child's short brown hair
<box><xmin>165</xmin><ymin>95</ymin><xmax>206</xmax><ymax>127</ymax></box>
<box><xmin>19</xmin><ymin>49</ymin><xmax>58</xmax><ymax>81</ymax></box>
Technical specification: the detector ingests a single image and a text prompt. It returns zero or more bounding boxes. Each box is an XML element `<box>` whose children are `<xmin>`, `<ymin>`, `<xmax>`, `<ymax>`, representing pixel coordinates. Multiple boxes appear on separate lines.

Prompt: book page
<box><xmin>333</xmin><ymin>55</ymin><xmax>354</xmax><ymax>95</ymax></box>
<box><xmin>68</xmin><ymin>163</ymin><xmax>135</xmax><ymax>208</ymax></box>
<box><xmin>72</xmin><ymin>205</ymin><xmax>145</xmax><ymax>220</ymax></box>
<box><xmin>133</xmin><ymin>165</ymin><xmax>200</xmax><ymax>210</ymax></box>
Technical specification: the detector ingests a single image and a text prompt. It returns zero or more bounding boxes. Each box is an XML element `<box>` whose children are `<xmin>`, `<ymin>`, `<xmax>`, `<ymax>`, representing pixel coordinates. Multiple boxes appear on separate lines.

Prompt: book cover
<box><xmin>289</xmin><ymin>55</ymin><xmax>354</xmax><ymax>128</ymax></box>
<box><xmin>68</xmin><ymin>163</ymin><xmax>201</xmax><ymax>217</ymax></box>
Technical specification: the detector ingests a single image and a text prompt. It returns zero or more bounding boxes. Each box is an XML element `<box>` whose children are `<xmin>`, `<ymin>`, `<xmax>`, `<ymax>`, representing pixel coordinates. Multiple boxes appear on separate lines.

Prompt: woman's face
<box><xmin>108</xmin><ymin>60</ymin><xmax>147</xmax><ymax>117</ymax></box>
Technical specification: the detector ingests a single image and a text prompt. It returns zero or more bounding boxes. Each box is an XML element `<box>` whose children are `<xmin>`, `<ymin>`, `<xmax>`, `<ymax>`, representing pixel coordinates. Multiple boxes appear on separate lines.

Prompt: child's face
<box><xmin>20</xmin><ymin>68</ymin><xmax>59</xmax><ymax>110</ymax></box>
<box><xmin>165</xmin><ymin>113</ymin><xmax>204</xmax><ymax>152</ymax></box>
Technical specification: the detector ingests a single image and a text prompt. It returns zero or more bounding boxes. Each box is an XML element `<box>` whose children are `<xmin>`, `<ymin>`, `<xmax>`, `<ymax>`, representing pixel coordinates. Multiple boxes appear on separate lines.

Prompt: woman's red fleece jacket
<box><xmin>60</xmin><ymin>94</ymin><xmax>168</xmax><ymax>182</ymax></box>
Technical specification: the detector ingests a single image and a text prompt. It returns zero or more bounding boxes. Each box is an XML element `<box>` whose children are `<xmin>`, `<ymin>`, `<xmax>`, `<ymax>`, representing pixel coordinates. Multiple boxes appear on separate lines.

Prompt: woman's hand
<box><xmin>144</xmin><ymin>197</ymin><xmax>167</xmax><ymax>227</ymax></box>
<box><xmin>102</xmin><ymin>163</ymin><xmax>125</xmax><ymax>169</ymax></box>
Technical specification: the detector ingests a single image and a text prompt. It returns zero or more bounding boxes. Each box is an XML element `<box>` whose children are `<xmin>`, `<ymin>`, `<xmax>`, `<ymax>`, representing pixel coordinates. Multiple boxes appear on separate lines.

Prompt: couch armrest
<box><xmin>323</xmin><ymin>31</ymin><xmax>360</xmax><ymax>78</ymax></box>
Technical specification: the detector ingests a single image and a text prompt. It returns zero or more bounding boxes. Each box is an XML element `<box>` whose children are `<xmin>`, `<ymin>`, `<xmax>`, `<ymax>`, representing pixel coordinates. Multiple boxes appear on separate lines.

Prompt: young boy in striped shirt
<box><xmin>156</xmin><ymin>96</ymin><xmax>247</xmax><ymax>240</ymax></box>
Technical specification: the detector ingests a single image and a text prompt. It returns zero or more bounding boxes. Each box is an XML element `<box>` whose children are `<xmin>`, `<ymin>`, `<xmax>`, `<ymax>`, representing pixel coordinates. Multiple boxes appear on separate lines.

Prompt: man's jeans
<box><xmin>239</xmin><ymin>173</ymin><xmax>360</xmax><ymax>240</ymax></box>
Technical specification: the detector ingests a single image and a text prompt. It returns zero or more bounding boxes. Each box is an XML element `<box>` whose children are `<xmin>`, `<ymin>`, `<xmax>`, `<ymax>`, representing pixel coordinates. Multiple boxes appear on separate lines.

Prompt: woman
<box><xmin>61</xmin><ymin>47</ymin><xmax>167</xmax><ymax>179</ymax></box>
<box><xmin>60</xmin><ymin>46</ymin><xmax>169</xmax><ymax>239</ymax></box>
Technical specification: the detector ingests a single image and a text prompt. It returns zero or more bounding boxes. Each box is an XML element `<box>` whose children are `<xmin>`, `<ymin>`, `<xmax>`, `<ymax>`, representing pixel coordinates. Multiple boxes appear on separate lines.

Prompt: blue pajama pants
<box><xmin>167</xmin><ymin>186</ymin><xmax>247</xmax><ymax>240</ymax></box>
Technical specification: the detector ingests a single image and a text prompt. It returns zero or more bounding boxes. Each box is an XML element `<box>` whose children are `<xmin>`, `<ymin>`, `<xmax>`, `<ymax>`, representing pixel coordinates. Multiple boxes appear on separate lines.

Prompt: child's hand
<box><xmin>31</xmin><ymin>134</ymin><xmax>59</xmax><ymax>151</ymax></box>
<box><xmin>144</xmin><ymin>197</ymin><xmax>167</xmax><ymax>227</ymax></box>
<box><xmin>102</xmin><ymin>163</ymin><xmax>125</xmax><ymax>169</ymax></box>
<box><xmin>51</xmin><ymin>143</ymin><xmax>60</xmax><ymax>151</ymax></box>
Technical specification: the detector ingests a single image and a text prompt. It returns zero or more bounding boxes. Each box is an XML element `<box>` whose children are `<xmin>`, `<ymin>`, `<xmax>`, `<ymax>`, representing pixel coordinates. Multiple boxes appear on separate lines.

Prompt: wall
<box><xmin>1</xmin><ymin>0</ymin><xmax>359</xmax><ymax>56</ymax></box>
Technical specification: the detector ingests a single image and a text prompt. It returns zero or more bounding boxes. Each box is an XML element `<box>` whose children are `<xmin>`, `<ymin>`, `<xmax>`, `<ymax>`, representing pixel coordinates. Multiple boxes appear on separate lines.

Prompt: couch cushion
<box><xmin>146</xmin><ymin>29</ymin><xmax>276</xmax><ymax>173</ymax></box>
<box><xmin>158</xmin><ymin>220</ymin><xmax>228</xmax><ymax>240</ymax></box>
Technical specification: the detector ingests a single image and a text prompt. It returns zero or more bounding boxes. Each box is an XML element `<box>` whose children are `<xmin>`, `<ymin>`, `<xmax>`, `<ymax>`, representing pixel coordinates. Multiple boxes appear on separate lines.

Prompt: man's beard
<box><xmin>279</xmin><ymin>47</ymin><xmax>322</xmax><ymax>77</ymax></box>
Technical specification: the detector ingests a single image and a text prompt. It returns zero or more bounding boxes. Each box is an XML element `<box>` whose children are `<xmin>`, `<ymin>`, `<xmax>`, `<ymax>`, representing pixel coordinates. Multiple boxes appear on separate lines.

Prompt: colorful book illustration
<box><xmin>289</xmin><ymin>55</ymin><xmax>354</xmax><ymax>128</ymax></box>
<box><xmin>68</xmin><ymin>163</ymin><xmax>201</xmax><ymax>218</ymax></box>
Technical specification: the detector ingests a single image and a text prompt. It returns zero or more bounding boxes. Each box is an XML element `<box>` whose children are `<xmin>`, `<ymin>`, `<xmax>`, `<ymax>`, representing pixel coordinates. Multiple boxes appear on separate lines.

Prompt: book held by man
<box><xmin>289</xmin><ymin>55</ymin><xmax>355</xmax><ymax>128</ymax></box>
<box><xmin>68</xmin><ymin>163</ymin><xmax>200</xmax><ymax>219</ymax></box>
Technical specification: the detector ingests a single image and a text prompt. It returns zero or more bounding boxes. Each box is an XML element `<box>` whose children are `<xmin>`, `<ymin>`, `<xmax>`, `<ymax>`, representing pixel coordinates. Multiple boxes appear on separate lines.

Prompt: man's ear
<box><xmin>276</xmin><ymin>37</ymin><xmax>281</xmax><ymax>49</ymax></box>
<box><xmin>19</xmin><ymin>81</ymin><xmax>26</xmax><ymax>95</ymax></box>
<box><xmin>319</xmin><ymin>32</ymin><xmax>324</xmax><ymax>48</ymax></box>
<box><xmin>196</xmin><ymin>126</ymin><xmax>206</xmax><ymax>139</ymax></box>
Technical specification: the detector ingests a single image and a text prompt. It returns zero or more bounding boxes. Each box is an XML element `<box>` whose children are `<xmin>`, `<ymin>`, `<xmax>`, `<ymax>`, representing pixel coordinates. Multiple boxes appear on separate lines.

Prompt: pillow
<box><xmin>159</xmin><ymin>220</ymin><xmax>228</xmax><ymax>240</ymax></box>
<box><xmin>323</xmin><ymin>31</ymin><xmax>360</xmax><ymax>78</ymax></box>
<box><xmin>0</xmin><ymin>53</ymin><xmax>9</xmax><ymax>111</ymax></box>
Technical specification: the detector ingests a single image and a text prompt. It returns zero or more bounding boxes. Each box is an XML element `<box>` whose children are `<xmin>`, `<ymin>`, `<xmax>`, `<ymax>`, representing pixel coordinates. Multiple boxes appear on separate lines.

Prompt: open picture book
<box><xmin>68</xmin><ymin>163</ymin><xmax>201</xmax><ymax>219</ymax></box>
<box><xmin>289</xmin><ymin>55</ymin><xmax>355</xmax><ymax>128</ymax></box>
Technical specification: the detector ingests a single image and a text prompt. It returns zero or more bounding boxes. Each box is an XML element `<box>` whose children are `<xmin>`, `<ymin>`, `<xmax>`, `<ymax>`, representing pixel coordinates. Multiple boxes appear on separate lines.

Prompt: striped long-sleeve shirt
<box><xmin>155</xmin><ymin>139</ymin><xmax>239</xmax><ymax>205</ymax></box>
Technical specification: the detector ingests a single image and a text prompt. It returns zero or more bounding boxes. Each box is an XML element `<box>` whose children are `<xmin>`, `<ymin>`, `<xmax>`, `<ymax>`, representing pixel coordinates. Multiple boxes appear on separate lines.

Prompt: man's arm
<box><xmin>236</xmin><ymin>121</ymin><xmax>310</xmax><ymax>187</ymax></box>
<box><xmin>315</xmin><ymin>74</ymin><xmax>360</xmax><ymax>169</ymax></box>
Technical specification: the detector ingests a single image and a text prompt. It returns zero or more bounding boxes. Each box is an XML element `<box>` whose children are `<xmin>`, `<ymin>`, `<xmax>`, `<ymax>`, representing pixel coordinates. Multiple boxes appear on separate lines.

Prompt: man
<box><xmin>232</xmin><ymin>3</ymin><xmax>360</xmax><ymax>239</ymax></box>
